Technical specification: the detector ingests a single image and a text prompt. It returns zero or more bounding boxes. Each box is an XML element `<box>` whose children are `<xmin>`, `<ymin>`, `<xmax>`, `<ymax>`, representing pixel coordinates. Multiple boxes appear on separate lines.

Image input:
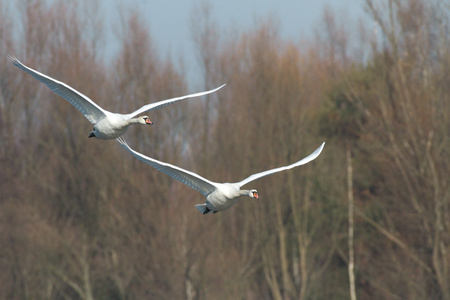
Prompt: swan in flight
<box><xmin>116</xmin><ymin>137</ymin><xmax>325</xmax><ymax>214</ymax></box>
<box><xmin>8</xmin><ymin>55</ymin><xmax>225</xmax><ymax>139</ymax></box>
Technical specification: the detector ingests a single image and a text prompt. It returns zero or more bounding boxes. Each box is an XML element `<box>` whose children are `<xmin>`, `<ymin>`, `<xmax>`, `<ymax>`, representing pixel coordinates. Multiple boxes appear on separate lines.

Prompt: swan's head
<box><xmin>250</xmin><ymin>189</ymin><xmax>260</xmax><ymax>199</ymax></box>
<box><xmin>139</xmin><ymin>116</ymin><xmax>153</xmax><ymax>125</ymax></box>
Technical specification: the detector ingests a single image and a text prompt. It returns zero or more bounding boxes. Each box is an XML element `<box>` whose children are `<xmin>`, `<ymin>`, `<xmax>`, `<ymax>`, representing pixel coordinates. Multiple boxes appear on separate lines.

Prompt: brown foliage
<box><xmin>0</xmin><ymin>0</ymin><xmax>448</xmax><ymax>299</ymax></box>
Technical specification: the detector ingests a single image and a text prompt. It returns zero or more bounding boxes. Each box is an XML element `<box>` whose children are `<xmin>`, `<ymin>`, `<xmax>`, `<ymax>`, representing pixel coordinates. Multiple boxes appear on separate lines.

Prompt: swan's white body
<box><xmin>117</xmin><ymin>137</ymin><xmax>325</xmax><ymax>214</ymax></box>
<box><xmin>8</xmin><ymin>56</ymin><xmax>225</xmax><ymax>139</ymax></box>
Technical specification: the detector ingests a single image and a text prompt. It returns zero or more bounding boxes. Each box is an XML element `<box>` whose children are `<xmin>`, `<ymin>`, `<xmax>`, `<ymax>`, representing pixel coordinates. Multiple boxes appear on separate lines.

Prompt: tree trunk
<box><xmin>347</xmin><ymin>145</ymin><xmax>357</xmax><ymax>300</ymax></box>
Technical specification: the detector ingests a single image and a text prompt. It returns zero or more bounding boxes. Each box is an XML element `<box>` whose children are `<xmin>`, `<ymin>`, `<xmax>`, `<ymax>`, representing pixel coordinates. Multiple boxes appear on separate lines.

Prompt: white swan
<box><xmin>8</xmin><ymin>56</ymin><xmax>225</xmax><ymax>139</ymax></box>
<box><xmin>116</xmin><ymin>137</ymin><xmax>325</xmax><ymax>214</ymax></box>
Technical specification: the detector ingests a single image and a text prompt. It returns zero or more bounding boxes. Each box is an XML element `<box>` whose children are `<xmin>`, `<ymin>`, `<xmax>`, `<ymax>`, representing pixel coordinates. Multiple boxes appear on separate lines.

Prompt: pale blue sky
<box><xmin>100</xmin><ymin>0</ymin><xmax>366</xmax><ymax>86</ymax></box>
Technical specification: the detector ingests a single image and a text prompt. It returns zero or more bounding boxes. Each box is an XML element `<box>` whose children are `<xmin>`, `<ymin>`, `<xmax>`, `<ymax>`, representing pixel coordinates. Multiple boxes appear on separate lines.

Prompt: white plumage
<box><xmin>8</xmin><ymin>55</ymin><xmax>225</xmax><ymax>139</ymax></box>
<box><xmin>117</xmin><ymin>137</ymin><xmax>325</xmax><ymax>214</ymax></box>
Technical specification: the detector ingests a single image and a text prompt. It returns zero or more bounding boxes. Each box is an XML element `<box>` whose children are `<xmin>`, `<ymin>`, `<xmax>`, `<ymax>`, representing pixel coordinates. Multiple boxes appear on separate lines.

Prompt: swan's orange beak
<box><xmin>253</xmin><ymin>192</ymin><xmax>260</xmax><ymax>199</ymax></box>
<box><xmin>146</xmin><ymin>119</ymin><xmax>153</xmax><ymax>125</ymax></box>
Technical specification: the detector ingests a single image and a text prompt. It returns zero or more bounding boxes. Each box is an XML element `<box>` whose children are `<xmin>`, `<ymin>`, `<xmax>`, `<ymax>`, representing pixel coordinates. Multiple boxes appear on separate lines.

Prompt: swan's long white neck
<box><xmin>128</xmin><ymin>117</ymin><xmax>144</xmax><ymax>125</ymax></box>
<box><xmin>239</xmin><ymin>189</ymin><xmax>253</xmax><ymax>197</ymax></box>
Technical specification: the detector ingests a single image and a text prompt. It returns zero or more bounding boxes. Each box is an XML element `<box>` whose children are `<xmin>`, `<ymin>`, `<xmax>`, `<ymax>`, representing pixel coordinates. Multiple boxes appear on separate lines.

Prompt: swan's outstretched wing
<box><xmin>116</xmin><ymin>137</ymin><xmax>218</xmax><ymax>197</ymax></box>
<box><xmin>8</xmin><ymin>56</ymin><xmax>108</xmax><ymax>124</ymax></box>
<box><xmin>237</xmin><ymin>142</ymin><xmax>325</xmax><ymax>187</ymax></box>
<box><xmin>127</xmin><ymin>84</ymin><xmax>226</xmax><ymax>118</ymax></box>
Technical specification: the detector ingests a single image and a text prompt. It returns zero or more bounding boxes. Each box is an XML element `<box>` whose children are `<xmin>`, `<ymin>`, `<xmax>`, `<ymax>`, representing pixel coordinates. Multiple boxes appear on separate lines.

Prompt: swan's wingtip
<box><xmin>7</xmin><ymin>55</ymin><xmax>23</xmax><ymax>68</ymax></box>
<box><xmin>7</xmin><ymin>55</ymin><xmax>18</xmax><ymax>64</ymax></box>
<box><xmin>216</xmin><ymin>83</ymin><xmax>227</xmax><ymax>90</ymax></box>
<box><xmin>116</xmin><ymin>136</ymin><xmax>128</xmax><ymax>147</ymax></box>
<box><xmin>314</xmin><ymin>142</ymin><xmax>326</xmax><ymax>156</ymax></box>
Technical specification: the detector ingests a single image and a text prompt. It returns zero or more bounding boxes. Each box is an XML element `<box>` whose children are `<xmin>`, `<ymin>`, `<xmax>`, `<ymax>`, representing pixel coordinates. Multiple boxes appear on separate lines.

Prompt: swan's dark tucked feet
<box><xmin>8</xmin><ymin>56</ymin><xmax>226</xmax><ymax>140</ymax></box>
<box><xmin>116</xmin><ymin>137</ymin><xmax>325</xmax><ymax>215</ymax></box>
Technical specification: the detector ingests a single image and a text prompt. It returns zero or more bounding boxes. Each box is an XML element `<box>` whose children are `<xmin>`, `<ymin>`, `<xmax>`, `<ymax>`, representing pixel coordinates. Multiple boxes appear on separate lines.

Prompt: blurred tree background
<box><xmin>0</xmin><ymin>0</ymin><xmax>449</xmax><ymax>299</ymax></box>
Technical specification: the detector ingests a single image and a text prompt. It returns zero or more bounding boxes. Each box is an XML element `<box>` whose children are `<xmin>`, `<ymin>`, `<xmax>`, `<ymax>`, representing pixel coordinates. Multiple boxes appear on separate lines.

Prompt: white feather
<box><xmin>9</xmin><ymin>56</ymin><xmax>225</xmax><ymax>139</ymax></box>
<box><xmin>117</xmin><ymin>137</ymin><xmax>325</xmax><ymax>214</ymax></box>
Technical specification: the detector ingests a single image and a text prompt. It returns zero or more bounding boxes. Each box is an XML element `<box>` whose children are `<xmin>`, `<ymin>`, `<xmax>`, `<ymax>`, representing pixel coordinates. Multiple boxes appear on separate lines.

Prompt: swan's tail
<box><xmin>195</xmin><ymin>204</ymin><xmax>212</xmax><ymax>215</ymax></box>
